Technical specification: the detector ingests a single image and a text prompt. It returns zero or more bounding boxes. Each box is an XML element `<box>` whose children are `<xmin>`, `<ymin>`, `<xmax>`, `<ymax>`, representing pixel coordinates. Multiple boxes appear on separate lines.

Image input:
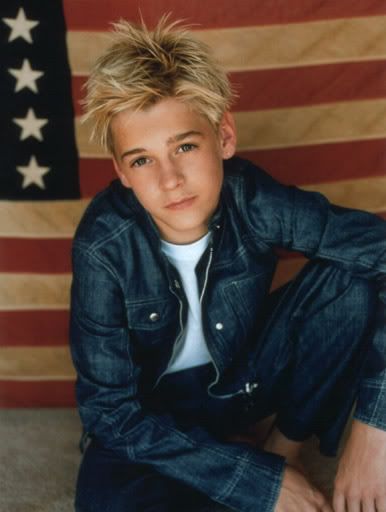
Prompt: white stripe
<box><xmin>0</xmin><ymin>176</ymin><xmax>384</xmax><ymax>240</ymax></box>
<box><xmin>0</xmin><ymin>199</ymin><xmax>90</xmax><ymax>238</ymax></box>
<box><xmin>67</xmin><ymin>16</ymin><xmax>386</xmax><ymax>75</ymax></box>
<box><xmin>0</xmin><ymin>346</ymin><xmax>75</xmax><ymax>379</ymax></box>
<box><xmin>76</xmin><ymin>99</ymin><xmax>386</xmax><ymax>157</ymax></box>
<box><xmin>0</xmin><ymin>273</ymin><xmax>71</xmax><ymax>310</ymax></box>
<box><xmin>235</xmin><ymin>99</ymin><xmax>386</xmax><ymax>151</ymax></box>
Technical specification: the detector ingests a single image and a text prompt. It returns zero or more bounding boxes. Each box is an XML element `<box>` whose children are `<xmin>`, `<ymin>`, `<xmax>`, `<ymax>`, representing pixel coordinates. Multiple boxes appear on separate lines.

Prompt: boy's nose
<box><xmin>159</xmin><ymin>160</ymin><xmax>184</xmax><ymax>190</ymax></box>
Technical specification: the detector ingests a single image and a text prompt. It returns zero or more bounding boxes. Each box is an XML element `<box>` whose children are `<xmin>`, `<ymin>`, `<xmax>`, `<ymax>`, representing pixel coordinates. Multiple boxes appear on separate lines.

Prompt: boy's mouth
<box><xmin>165</xmin><ymin>196</ymin><xmax>197</xmax><ymax>210</ymax></box>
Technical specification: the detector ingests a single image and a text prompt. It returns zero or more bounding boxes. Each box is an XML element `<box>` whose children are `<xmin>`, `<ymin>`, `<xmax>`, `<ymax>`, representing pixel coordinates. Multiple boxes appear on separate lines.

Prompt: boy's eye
<box><xmin>178</xmin><ymin>143</ymin><xmax>197</xmax><ymax>153</ymax></box>
<box><xmin>132</xmin><ymin>157</ymin><xmax>149</xmax><ymax>168</ymax></box>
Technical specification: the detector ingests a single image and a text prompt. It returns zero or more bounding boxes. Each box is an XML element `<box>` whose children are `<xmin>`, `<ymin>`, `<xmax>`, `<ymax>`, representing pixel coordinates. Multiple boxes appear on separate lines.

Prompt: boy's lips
<box><xmin>165</xmin><ymin>196</ymin><xmax>197</xmax><ymax>210</ymax></box>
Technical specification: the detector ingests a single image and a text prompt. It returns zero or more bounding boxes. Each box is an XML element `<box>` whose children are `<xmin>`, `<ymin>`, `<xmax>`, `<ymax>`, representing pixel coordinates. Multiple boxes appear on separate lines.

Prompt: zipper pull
<box><xmin>245</xmin><ymin>382</ymin><xmax>259</xmax><ymax>395</ymax></box>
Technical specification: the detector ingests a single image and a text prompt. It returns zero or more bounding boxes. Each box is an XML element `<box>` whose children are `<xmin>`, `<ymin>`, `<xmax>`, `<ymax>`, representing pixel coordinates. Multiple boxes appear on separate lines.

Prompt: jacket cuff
<box><xmin>217</xmin><ymin>449</ymin><xmax>285</xmax><ymax>512</ymax></box>
<box><xmin>354</xmin><ymin>369</ymin><xmax>386</xmax><ymax>431</ymax></box>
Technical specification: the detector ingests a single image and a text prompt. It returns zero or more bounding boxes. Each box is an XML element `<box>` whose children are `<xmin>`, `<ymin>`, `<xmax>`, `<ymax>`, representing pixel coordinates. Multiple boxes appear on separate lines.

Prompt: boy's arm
<box><xmin>292</xmin><ymin>189</ymin><xmax>386</xmax><ymax>428</ymax></box>
<box><xmin>242</xmin><ymin>162</ymin><xmax>386</xmax><ymax>511</ymax></box>
<box><xmin>242</xmin><ymin>163</ymin><xmax>386</xmax><ymax>428</ymax></box>
<box><xmin>70</xmin><ymin>243</ymin><xmax>285</xmax><ymax>512</ymax></box>
<box><xmin>283</xmin><ymin>184</ymin><xmax>386</xmax><ymax>512</ymax></box>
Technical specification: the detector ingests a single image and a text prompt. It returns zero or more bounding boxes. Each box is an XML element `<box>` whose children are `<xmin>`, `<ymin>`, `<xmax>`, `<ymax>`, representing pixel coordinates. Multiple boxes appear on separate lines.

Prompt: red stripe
<box><xmin>0</xmin><ymin>311</ymin><xmax>69</xmax><ymax>347</ymax></box>
<box><xmin>232</xmin><ymin>61</ymin><xmax>386</xmax><ymax>112</ymax></box>
<box><xmin>237</xmin><ymin>139</ymin><xmax>386</xmax><ymax>186</ymax></box>
<box><xmin>0</xmin><ymin>241</ymin><xmax>314</xmax><ymax>277</ymax></box>
<box><xmin>0</xmin><ymin>238</ymin><xmax>72</xmax><ymax>273</ymax></box>
<box><xmin>79</xmin><ymin>158</ymin><xmax>116</xmax><ymax>198</ymax></box>
<box><xmin>63</xmin><ymin>0</ymin><xmax>386</xmax><ymax>31</ymax></box>
<box><xmin>78</xmin><ymin>139</ymin><xmax>386</xmax><ymax>198</ymax></box>
<box><xmin>72</xmin><ymin>77</ymin><xmax>83</xmax><ymax>116</ymax></box>
<box><xmin>1</xmin><ymin>140</ymin><xmax>384</xmax><ymax>275</ymax></box>
<box><xmin>72</xmin><ymin>60</ymin><xmax>386</xmax><ymax>117</ymax></box>
<box><xmin>3</xmin><ymin>205</ymin><xmax>385</xmax><ymax>277</ymax></box>
<box><xmin>0</xmin><ymin>380</ymin><xmax>76</xmax><ymax>407</ymax></box>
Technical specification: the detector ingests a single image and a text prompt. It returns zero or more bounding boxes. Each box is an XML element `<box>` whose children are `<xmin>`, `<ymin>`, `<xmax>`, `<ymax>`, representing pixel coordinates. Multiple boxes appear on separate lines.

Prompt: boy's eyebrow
<box><xmin>120</xmin><ymin>130</ymin><xmax>204</xmax><ymax>160</ymax></box>
<box><xmin>168</xmin><ymin>130</ymin><xmax>204</xmax><ymax>144</ymax></box>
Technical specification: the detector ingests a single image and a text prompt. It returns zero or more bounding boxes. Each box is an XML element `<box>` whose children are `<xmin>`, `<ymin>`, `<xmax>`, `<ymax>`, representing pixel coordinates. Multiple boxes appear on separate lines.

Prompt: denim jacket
<box><xmin>70</xmin><ymin>156</ymin><xmax>386</xmax><ymax>512</ymax></box>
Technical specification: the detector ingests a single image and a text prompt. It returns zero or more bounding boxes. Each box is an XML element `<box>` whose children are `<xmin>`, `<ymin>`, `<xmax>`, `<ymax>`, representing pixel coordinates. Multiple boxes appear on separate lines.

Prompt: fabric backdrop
<box><xmin>1</xmin><ymin>0</ymin><xmax>385</xmax><ymax>406</ymax></box>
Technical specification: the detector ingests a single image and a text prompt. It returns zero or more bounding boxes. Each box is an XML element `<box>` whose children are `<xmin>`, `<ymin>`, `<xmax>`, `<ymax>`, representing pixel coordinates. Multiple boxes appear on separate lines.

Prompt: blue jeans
<box><xmin>75</xmin><ymin>260</ymin><xmax>380</xmax><ymax>512</ymax></box>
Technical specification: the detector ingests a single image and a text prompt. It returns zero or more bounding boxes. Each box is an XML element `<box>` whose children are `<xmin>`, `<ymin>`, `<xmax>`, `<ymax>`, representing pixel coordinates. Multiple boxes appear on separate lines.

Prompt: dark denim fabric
<box><xmin>70</xmin><ymin>156</ymin><xmax>386</xmax><ymax>512</ymax></box>
<box><xmin>75</xmin><ymin>260</ymin><xmax>378</xmax><ymax>512</ymax></box>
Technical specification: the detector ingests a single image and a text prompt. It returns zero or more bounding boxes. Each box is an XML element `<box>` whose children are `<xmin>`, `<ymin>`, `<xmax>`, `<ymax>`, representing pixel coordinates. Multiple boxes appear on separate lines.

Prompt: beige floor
<box><xmin>0</xmin><ymin>408</ymin><xmax>347</xmax><ymax>512</ymax></box>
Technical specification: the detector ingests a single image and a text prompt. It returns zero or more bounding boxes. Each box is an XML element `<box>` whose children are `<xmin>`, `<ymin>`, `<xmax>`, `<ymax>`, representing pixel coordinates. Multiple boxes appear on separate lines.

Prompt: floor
<box><xmin>0</xmin><ymin>408</ymin><xmax>346</xmax><ymax>512</ymax></box>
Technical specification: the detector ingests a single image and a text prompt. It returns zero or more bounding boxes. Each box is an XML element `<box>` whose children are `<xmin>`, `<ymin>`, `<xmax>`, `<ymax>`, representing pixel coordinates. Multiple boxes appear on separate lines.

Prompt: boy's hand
<box><xmin>275</xmin><ymin>465</ymin><xmax>332</xmax><ymax>512</ymax></box>
<box><xmin>333</xmin><ymin>420</ymin><xmax>386</xmax><ymax>512</ymax></box>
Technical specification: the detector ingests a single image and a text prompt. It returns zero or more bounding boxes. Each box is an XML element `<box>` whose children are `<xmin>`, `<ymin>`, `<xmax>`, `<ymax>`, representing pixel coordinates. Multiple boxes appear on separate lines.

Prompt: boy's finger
<box><xmin>375</xmin><ymin>496</ymin><xmax>386</xmax><ymax>512</ymax></box>
<box><xmin>332</xmin><ymin>492</ymin><xmax>345</xmax><ymax>512</ymax></box>
<box><xmin>346</xmin><ymin>498</ymin><xmax>361</xmax><ymax>512</ymax></box>
<box><xmin>362</xmin><ymin>497</ymin><xmax>376</xmax><ymax>512</ymax></box>
<box><xmin>322</xmin><ymin>503</ymin><xmax>334</xmax><ymax>512</ymax></box>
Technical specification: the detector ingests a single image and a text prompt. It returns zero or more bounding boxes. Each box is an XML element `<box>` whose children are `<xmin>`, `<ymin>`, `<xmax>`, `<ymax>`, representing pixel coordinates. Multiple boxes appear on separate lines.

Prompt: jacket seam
<box><xmin>214</xmin><ymin>452</ymin><xmax>250</xmax><ymax>501</ymax></box>
<box><xmin>267</xmin><ymin>462</ymin><xmax>285</xmax><ymax>512</ymax></box>
<box><xmin>88</xmin><ymin>218</ymin><xmax>137</xmax><ymax>253</ymax></box>
<box><xmin>237</xmin><ymin>175</ymin><xmax>294</xmax><ymax>249</ymax></box>
<box><xmin>73</xmin><ymin>242</ymin><xmax>121</xmax><ymax>284</ymax></box>
<box><xmin>130</xmin><ymin>416</ymin><xmax>254</xmax><ymax>465</ymax></box>
<box><xmin>295</xmin><ymin>246</ymin><xmax>386</xmax><ymax>274</ymax></box>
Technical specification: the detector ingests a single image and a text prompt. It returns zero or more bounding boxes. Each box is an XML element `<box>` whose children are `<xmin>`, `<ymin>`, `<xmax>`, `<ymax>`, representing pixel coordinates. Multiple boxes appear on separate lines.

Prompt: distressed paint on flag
<box><xmin>1</xmin><ymin>0</ymin><xmax>385</xmax><ymax>406</ymax></box>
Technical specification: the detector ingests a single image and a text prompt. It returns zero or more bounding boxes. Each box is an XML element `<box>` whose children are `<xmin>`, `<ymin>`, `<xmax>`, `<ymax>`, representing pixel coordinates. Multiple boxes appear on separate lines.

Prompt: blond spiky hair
<box><xmin>82</xmin><ymin>15</ymin><xmax>235</xmax><ymax>153</ymax></box>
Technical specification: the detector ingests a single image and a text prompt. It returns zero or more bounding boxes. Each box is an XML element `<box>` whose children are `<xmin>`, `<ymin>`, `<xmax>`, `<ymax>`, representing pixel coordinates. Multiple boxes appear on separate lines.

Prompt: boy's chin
<box><xmin>158</xmin><ymin>223</ymin><xmax>210</xmax><ymax>244</ymax></box>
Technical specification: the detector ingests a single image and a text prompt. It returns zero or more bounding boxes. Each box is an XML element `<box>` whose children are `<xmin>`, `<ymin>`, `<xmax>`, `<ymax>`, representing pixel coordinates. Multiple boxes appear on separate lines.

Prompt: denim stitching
<box><xmin>214</xmin><ymin>452</ymin><xmax>251</xmax><ymax>501</ymax></box>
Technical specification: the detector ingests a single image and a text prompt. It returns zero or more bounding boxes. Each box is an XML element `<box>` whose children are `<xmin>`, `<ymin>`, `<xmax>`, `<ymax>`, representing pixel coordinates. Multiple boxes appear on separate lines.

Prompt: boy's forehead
<box><xmin>112</xmin><ymin>98</ymin><xmax>211</xmax><ymax>127</ymax></box>
<box><xmin>110</xmin><ymin>98</ymin><xmax>216</xmax><ymax>151</ymax></box>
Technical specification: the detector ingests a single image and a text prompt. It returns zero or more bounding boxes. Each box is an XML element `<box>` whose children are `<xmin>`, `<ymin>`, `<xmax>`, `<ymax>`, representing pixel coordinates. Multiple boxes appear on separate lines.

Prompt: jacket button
<box><xmin>174</xmin><ymin>280</ymin><xmax>180</xmax><ymax>289</ymax></box>
<box><xmin>149</xmin><ymin>312</ymin><xmax>160</xmax><ymax>322</ymax></box>
<box><xmin>215</xmin><ymin>322</ymin><xmax>223</xmax><ymax>330</ymax></box>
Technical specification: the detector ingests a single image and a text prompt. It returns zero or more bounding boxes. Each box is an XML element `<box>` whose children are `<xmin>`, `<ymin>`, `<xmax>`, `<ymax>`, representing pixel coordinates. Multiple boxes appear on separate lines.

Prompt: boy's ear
<box><xmin>112</xmin><ymin>156</ymin><xmax>131</xmax><ymax>189</ymax></box>
<box><xmin>218</xmin><ymin>111</ymin><xmax>237</xmax><ymax>160</ymax></box>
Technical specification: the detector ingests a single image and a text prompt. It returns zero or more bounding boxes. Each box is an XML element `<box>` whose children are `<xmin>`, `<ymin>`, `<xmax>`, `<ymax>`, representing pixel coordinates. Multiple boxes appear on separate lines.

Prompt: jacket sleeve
<box><xmin>242</xmin><ymin>163</ymin><xmax>386</xmax><ymax>430</ymax></box>
<box><xmin>70</xmin><ymin>243</ymin><xmax>285</xmax><ymax>512</ymax></box>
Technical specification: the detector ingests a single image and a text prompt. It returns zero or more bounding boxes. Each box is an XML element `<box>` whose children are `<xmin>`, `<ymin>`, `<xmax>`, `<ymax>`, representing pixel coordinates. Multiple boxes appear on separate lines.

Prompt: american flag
<box><xmin>1</xmin><ymin>0</ymin><xmax>385</xmax><ymax>406</ymax></box>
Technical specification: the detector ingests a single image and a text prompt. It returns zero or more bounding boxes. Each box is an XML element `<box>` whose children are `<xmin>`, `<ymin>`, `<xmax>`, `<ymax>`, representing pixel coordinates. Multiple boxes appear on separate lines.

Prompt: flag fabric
<box><xmin>0</xmin><ymin>0</ymin><xmax>79</xmax><ymax>199</ymax></box>
<box><xmin>1</xmin><ymin>0</ymin><xmax>385</xmax><ymax>406</ymax></box>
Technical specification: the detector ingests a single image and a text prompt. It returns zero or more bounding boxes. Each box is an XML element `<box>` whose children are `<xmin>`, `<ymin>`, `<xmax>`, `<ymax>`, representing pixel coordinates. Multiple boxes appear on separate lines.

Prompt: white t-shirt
<box><xmin>161</xmin><ymin>232</ymin><xmax>212</xmax><ymax>374</ymax></box>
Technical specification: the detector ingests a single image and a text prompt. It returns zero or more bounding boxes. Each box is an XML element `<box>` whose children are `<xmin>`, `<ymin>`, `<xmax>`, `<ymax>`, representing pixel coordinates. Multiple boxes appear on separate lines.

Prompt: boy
<box><xmin>70</xmin><ymin>17</ymin><xmax>386</xmax><ymax>512</ymax></box>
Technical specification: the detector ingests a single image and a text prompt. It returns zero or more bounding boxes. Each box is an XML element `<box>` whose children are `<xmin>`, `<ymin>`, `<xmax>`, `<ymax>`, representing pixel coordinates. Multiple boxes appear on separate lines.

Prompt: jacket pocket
<box><xmin>126</xmin><ymin>297</ymin><xmax>179</xmax><ymax>347</ymax></box>
<box><xmin>222</xmin><ymin>271</ymin><xmax>271</xmax><ymax>338</ymax></box>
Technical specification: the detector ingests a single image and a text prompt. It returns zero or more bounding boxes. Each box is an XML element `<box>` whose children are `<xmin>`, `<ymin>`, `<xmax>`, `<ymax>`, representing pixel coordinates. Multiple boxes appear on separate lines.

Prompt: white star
<box><xmin>2</xmin><ymin>8</ymin><xmax>39</xmax><ymax>44</ymax></box>
<box><xmin>8</xmin><ymin>59</ymin><xmax>44</xmax><ymax>93</ymax></box>
<box><xmin>17</xmin><ymin>156</ymin><xmax>50</xmax><ymax>189</ymax></box>
<box><xmin>13</xmin><ymin>108</ymin><xmax>48</xmax><ymax>141</ymax></box>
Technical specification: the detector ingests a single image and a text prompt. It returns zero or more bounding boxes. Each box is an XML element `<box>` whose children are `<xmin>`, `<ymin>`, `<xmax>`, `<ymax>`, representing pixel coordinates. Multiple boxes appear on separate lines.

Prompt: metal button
<box><xmin>215</xmin><ymin>322</ymin><xmax>223</xmax><ymax>330</ymax></box>
<box><xmin>149</xmin><ymin>312</ymin><xmax>160</xmax><ymax>322</ymax></box>
<box><xmin>174</xmin><ymin>280</ymin><xmax>180</xmax><ymax>289</ymax></box>
<box><xmin>215</xmin><ymin>224</ymin><xmax>221</xmax><ymax>230</ymax></box>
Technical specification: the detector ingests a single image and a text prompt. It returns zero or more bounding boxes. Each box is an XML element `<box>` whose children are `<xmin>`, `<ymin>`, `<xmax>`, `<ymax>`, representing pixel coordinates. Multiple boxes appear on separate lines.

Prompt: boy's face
<box><xmin>111</xmin><ymin>97</ymin><xmax>237</xmax><ymax>244</ymax></box>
